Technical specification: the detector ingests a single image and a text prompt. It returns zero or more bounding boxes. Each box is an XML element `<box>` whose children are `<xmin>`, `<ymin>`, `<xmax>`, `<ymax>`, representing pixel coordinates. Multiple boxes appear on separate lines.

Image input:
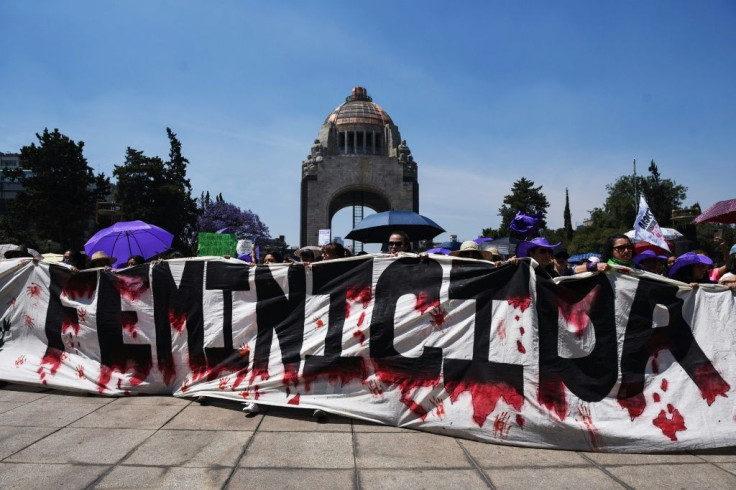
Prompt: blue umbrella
<box><xmin>438</xmin><ymin>240</ymin><xmax>461</xmax><ymax>251</ymax></box>
<box><xmin>345</xmin><ymin>210</ymin><xmax>445</xmax><ymax>243</ymax></box>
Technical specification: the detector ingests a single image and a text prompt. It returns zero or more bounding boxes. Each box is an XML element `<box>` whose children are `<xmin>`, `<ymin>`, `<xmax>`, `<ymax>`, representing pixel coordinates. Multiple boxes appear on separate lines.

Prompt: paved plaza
<box><xmin>1</xmin><ymin>382</ymin><xmax>735</xmax><ymax>489</ymax></box>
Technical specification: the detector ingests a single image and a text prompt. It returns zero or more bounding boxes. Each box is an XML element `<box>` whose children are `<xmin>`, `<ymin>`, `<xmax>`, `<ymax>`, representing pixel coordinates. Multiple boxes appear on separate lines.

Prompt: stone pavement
<box><xmin>1</xmin><ymin>383</ymin><xmax>735</xmax><ymax>489</ymax></box>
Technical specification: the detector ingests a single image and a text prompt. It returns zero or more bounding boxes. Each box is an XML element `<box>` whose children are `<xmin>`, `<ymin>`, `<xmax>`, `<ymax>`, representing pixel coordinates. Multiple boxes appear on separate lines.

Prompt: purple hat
<box><xmin>516</xmin><ymin>237</ymin><xmax>561</xmax><ymax>258</ymax></box>
<box><xmin>668</xmin><ymin>252</ymin><xmax>713</xmax><ymax>278</ymax></box>
<box><xmin>633</xmin><ymin>249</ymin><xmax>667</xmax><ymax>265</ymax></box>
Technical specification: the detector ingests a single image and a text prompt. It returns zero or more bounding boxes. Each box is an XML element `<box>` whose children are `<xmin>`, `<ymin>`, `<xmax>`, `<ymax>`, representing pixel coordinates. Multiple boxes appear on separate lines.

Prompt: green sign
<box><xmin>197</xmin><ymin>232</ymin><xmax>238</xmax><ymax>257</ymax></box>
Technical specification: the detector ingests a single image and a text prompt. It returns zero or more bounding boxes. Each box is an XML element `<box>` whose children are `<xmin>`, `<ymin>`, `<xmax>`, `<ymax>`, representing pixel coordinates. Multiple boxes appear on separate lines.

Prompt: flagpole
<box><xmin>633</xmin><ymin>158</ymin><xmax>638</xmax><ymax>213</ymax></box>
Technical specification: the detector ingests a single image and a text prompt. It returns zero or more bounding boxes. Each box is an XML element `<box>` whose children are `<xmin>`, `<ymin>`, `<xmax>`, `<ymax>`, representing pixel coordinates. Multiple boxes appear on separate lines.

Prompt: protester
<box><xmin>718</xmin><ymin>244</ymin><xmax>736</xmax><ymax>290</ymax></box>
<box><xmin>603</xmin><ymin>234</ymin><xmax>636</xmax><ymax>269</ymax></box>
<box><xmin>298</xmin><ymin>248</ymin><xmax>316</xmax><ymax>264</ymax></box>
<box><xmin>668</xmin><ymin>252</ymin><xmax>715</xmax><ymax>286</ymax></box>
<box><xmin>450</xmin><ymin>241</ymin><xmax>495</xmax><ymax>261</ymax></box>
<box><xmin>320</xmin><ymin>242</ymin><xmax>345</xmax><ymax>261</ymax></box>
<box><xmin>553</xmin><ymin>248</ymin><xmax>574</xmax><ymax>276</ymax></box>
<box><xmin>516</xmin><ymin>237</ymin><xmax>560</xmax><ymax>278</ymax></box>
<box><xmin>707</xmin><ymin>236</ymin><xmax>732</xmax><ymax>283</ymax></box>
<box><xmin>387</xmin><ymin>231</ymin><xmax>411</xmax><ymax>254</ymax></box>
<box><xmin>633</xmin><ymin>250</ymin><xmax>666</xmax><ymax>275</ymax></box>
<box><xmin>126</xmin><ymin>255</ymin><xmax>145</xmax><ymax>267</ymax></box>
<box><xmin>262</xmin><ymin>252</ymin><xmax>279</xmax><ymax>264</ymax></box>
<box><xmin>85</xmin><ymin>251</ymin><xmax>116</xmax><ymax>269</ymax></box>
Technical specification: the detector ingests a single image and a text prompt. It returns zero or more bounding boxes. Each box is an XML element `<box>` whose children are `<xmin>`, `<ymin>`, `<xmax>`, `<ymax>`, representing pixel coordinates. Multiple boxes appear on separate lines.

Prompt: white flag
<box><xmin>634</xmin><ymin>196</ymin><xmax>670</xmax><ymax>252</ymax></box>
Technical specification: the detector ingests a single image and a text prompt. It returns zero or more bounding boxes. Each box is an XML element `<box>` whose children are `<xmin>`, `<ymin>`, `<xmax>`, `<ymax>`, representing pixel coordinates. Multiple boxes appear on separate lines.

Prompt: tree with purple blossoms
<box><xmin>197</xmin><ymin>193</ymin><xmax>270</xmax><ymax>243</ymax></box>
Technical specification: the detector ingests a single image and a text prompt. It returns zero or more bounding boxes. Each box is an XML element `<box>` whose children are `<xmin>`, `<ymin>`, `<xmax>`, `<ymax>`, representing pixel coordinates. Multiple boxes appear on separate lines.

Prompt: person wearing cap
<box><xmin>633</xmin><ymin>249</ymin><xmax>667</xmax><ymax>275</ymax></box>
<box><xmin>515</xmin><ymin>237</ymin><xmax>560</xmax><ymax>278</ymax></box>
<box><xmin>86</xmin><ymin>251</ymin><xmax>117</xmax><ymax>269</ymax></box>
<box><xmin>668</xmin><ymin>252</ymin><xmax>714</xmax><ymax>286</ymax></box>
<box><xmin>553</xmin><ymin>248</ymin><xmax>574</xmax><ymax>277</ymax></box>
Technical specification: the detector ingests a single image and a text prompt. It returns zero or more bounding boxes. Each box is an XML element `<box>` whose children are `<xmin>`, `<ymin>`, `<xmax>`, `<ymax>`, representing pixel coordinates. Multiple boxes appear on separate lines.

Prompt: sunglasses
<box><xmin>613</xmin><ymin>245</ymin><xmax>634</xmax><ymax>251</ymax></box>
<box><xmin>532</xmin><ymin>248</ymin><xmax>553</xmax><ymax>255</ymax></box>
<box><xmin>388</xmin><ymin>241</ymin><xmax>404</xmax><ymax>247</ymax></box>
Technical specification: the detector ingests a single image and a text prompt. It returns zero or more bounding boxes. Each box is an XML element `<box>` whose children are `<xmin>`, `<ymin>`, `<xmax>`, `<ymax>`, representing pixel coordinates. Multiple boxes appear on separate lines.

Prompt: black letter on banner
<box><xmin>444</xmin><ymin>261</ymin><xmax>527</xmax><ymax>427</ymax></box>
<box><xmin>38</xmin><ymin>267</ymin><xmax>98</xmax><ymax>384</ymax></box>
<box><xmin>202</xmin><ymin>261</ymin><xmax>250</xmax><ymax>385</ymax></box>
<box><xmin>536</xmin><ymin>272</ymin><xmax>617</xmax><ymax>420</ymax></box>
<box><xmin>369</xmin><ymin>257</ymin><xmax>443</xmax><ymax>418</ymax></box>
<box><xmin>617</xmin><ymin>278</ymin><xmax>730</xmax><ymax>420</ymax></box>
<box><xmin>97</xmin><ymin>267</ymin><xmax>153</xmax><ymax>390</ymax></box>
<box><xmin>253</xmin><ymin>265</ymin><xmax>306</xmax><ymax>383</ymax></box>
<box><xmin>302</xmin><ymin>256</ymin><xmax>373</xmax><ymax>389</ymax></box>
<box><xmin>152</xmin><ymin>260</ymin><xmax>205</xmax><ymax>384</ymax></box>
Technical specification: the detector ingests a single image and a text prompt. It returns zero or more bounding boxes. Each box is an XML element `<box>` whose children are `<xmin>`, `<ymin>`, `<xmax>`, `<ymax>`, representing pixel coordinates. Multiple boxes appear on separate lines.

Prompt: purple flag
<box><xmin>509</xmin><ymin>211</ymin><xmax>542</xmax><ymax>236</ymax></box>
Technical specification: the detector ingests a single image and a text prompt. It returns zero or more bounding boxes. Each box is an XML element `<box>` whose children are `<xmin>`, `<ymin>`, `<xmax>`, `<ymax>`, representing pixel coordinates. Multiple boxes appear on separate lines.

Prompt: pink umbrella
<box><xmin>693</xmin><ymin>199</ymin><xmax>736</xmax><ymax>224</ymax></box>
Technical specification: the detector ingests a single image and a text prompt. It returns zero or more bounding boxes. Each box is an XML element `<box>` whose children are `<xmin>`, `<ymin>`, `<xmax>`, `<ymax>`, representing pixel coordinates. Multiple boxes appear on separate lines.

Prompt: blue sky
<box><xmin>1</xmin><ymin>1</ymin><xmax>734</xmax><ymax>248</ymax></box>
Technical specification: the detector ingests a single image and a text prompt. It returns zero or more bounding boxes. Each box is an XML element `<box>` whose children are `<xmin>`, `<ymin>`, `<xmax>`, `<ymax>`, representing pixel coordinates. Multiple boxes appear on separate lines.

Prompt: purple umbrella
<box><xmin>426</xmin><ymin>247</ymin><xmax>452</xmax><ymax>255</ymax></box>
<box><xmin>84</xmin><ymin>220</ymin><xmax>174</xmax><ymax>268</ymax></box>
<box><xmin>692</xmin><ymin>199</ymin><xmax>736</xmax><ymax>224</ymax></box>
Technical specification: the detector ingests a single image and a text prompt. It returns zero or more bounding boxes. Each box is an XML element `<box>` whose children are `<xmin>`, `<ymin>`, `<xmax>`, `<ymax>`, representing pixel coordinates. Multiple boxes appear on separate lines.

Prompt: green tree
<box><xmin>563</xmin><ymin>188</ymin><xmax>573</xmax><ymax>241</ymax></box>
<box><xmin>3</xmin><ymin>128</ymin><xmax>110</xmax><ymax>249</ymax></box>
<box><xmin>497</xmin><ymin>177</ymin><xmax>550</xmax><ymax>236</ymax></box>
<box><xmin>113</xmin><ymin>129</ymin><xmax>199</xmax><ymax>254</ymax></box>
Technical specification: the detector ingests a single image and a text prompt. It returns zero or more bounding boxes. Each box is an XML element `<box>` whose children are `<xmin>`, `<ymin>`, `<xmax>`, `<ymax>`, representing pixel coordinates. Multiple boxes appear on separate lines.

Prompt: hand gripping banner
<box><xmin>0</xmin><ymin>255</ymin><xmax>735</xmax><ymax>452</ymax></box>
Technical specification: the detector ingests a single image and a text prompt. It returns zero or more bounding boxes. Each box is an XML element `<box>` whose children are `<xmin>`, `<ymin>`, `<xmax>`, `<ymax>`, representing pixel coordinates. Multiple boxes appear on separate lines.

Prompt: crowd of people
<box><xmin>3</xmin><ymin>231</ymin><xmax>736</xmax><ymax>291</ymax></box>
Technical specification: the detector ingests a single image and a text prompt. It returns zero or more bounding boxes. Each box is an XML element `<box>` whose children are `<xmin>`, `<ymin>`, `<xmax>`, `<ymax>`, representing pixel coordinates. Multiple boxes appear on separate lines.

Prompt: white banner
<box><xmin>1</xmin><ymin>255</ymin><xmax>735</xmax><ymax>452</ymax></box>
<box><xmin>635</xmin><ymin>196</ymin><xmax>670</xmax><ymax>252</ymax></box>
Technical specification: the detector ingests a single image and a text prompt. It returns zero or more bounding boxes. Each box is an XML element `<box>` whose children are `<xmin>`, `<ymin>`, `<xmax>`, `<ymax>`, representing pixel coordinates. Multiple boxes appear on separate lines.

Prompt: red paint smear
<box><xmin>516</xmin><ymin>340</ymin><xmax>526</xmax><ymax>354</ymax></box>
<box><xmin>694</xmin><ymin>364</ymin><xmax>730</xmax><ymax>406</ymax></box>
<box><xmin>97</xmin><ymin>365</ymin><xmax>113</xmax><ymax>394</ymax></box>
<box><xmin>62</xmin><ymin>276</ymin><xmax>96</xmax><ymax>301</ymax></box>
<box><xmin>122</xmin><ymin>319</ymin><xmax>138</xmax><ymax>339</ymax></box>
<box><xmin>168</xmin><ymin>310</ymin><xmax>186</xmax><ymax>332</ymax></box>
<box><xmin>374</xmin><ymin>361</ymin><xmax>441</xmax><ymax>420</ymax></box>
<box><xmin>353</xmin><ymin>329</ymin><xmax>366</xmax><ymax>345</ymax></box>
<box><xmin>579</xmin><ymin>405</ymin><xmax>601</xmax><ymax>450</ymax></box>
<box><xmin>515</xmin><ymin>414</ymin><xmax>525</xmax><ymax>428</ymax></box>
<box><xmin>653</xmin><ymin>392</ymin><xmax>661</xmax><ymax>403</ymax></box>
<box><xmin>287</xmin><ymin>393</ymin><xmax>301</xmax><ymax>405</ymax></box>
<box><xmin>507</xmin><ymin>295</ymin><xmax>531</xmax><ymax>312</ymax></box>
<box><xmin>36</xmin><ymin>348</ymin><xmax>64</xmax><ymax>384</ymax></box>
<box><xmin>414</xmin><ymin>291</ymin><xmax>439</xmax><ymax>315</ymax></box>
<box><xmin>497</xmin><ymin>319</ymin><xmax>506</xmax><ymax>340</ymax></box>
<box><xmin>556</xmin><ymin>284</ymin><xmax>600</xmax><ymax>339</ymax></box>
<box><xmin>429</xmin><ymin>307</ymin><xmax>448</xmax><ymax>329</ymax></box>
<box><xmin>314</xmin><ymin>317</ymin><xmax>325</xmax><ymax>328</ymax></box>
<box><xmin>62</xmin><ymin>319</ymin><xmax>80</xmax><ymax>336</ymax></box>
<box><xmin>114</xmin><ymin>275</ymin><xmax>149</xmax><ymax>302</ymax></box>
<box><xmin>446</xmin><ymin>380</ymin><xmax>524</xmax><ymax>428</ymax></box>
<box><xmin>26</xmin><ymin>283</ymin><xmax>41</xmax><ymax>297</ymax></box>
<box><xmin>254</xmin><ymin>385</ymin><xmax>262</xmax><ymax>400</ymax></box>
<box><xmin>282</xmin><ymin>363</ymin><xmax>299</xmax><ymax>388</ymax></box>
<box><xmin>76</xmin><ymin>365</ymin><xmax>85</xmax><ymax>378</ymax></box>
<box><xmin>303</xmin><ymin>362</ymin><xmax>367</xmax><ymax>392</ymax></box>
<box><xmin>249</xmin><ymin>367</ymin><xmax>270</xmax><ymax>385</ymax></box>
<box><xmin>537</xmin><ymin>376</ymin><xmax>568</xmax><ymax>421</ymax></box>
<box><xmin>653</xmin><ymin>407</ymin><xmax>686</xmax><ymax>441</ymax></box>
<box><xmin>661</xmin><ymin>379</ymin><xmax>668</xmax><ymax>392</ymax></box>
<box><xmin>347</xmin><ymin>286</ymin><xmax>372</xmax><ymax>309</ymax></box>
<box><xmin>493</xmin><ymin>412</ymin><xmax>512</xmax><ymax>439</ymax></box>
<box><xmin>24</xmin><ymin>314</ymin><xmax>35</xmax><ymax>329</ymax></box>
<box><xmin>231</xmin><ymin>368</ymin><xmax>249</xmax><ymax>390</ymax></box>
<box><xmin>519</xmin><ymin>326</ymin><xmax>525</xmax><ymax>335</ymax></box>
<box><xmin>357</xmin><ymin>311</ymin><xmax>365</xmax><ymax>327</ymax></box>
<box><xmin>618</xmin><ymin>392</ymin><xmax>646</xmax><ymax>421</ymax></box>
<box><xmin>667</xmin><ymin>403</ymin><xmax>674</xmax><ymax>413</ymax></box>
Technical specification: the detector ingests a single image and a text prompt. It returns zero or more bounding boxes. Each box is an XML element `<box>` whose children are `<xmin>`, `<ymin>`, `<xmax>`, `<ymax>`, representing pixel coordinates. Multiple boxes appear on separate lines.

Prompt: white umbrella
<box><xmin>625</xmin><ymin>228</ymin><xmax>683</xmax><ymax>242</ymax></box>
